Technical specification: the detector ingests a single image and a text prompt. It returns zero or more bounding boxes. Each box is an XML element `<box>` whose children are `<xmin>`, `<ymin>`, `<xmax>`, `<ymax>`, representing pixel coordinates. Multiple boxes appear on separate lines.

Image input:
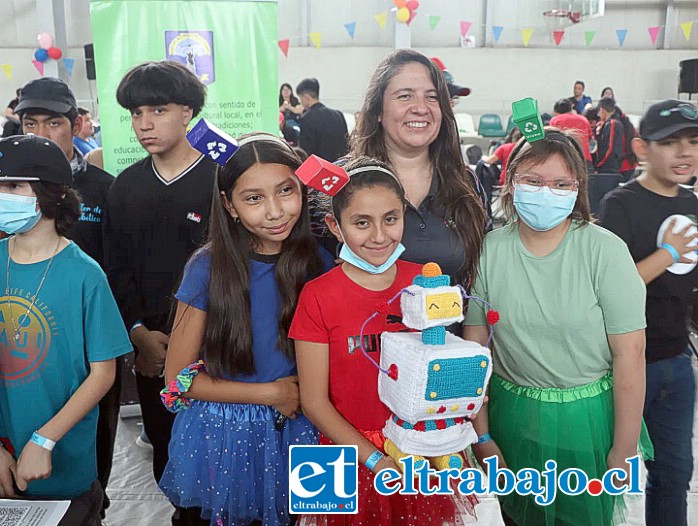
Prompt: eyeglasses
<box><xmin>514</xmin><ymin>174</ymin><xmax>579</xmax><ymax>196</ymax></box>
<box><xmin>659</xmin><ymin>104</ymin><xmax>698</xmax><ymax>120</ymax></box>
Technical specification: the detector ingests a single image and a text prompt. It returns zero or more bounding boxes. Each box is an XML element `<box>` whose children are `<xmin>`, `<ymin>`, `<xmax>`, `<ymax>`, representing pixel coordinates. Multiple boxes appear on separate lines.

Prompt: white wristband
<box><xmin>31</xmin><ymin>432</ymin><xmax>56</xmax><ymax>451</ymax></box>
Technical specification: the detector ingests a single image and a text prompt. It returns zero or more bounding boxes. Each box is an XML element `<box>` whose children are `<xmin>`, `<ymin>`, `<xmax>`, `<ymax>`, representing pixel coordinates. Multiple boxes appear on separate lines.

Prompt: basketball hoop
<box><xmin>543</xmin><ymin>9</ymin><xmax>582</xmax><ymax>30</ymax></box>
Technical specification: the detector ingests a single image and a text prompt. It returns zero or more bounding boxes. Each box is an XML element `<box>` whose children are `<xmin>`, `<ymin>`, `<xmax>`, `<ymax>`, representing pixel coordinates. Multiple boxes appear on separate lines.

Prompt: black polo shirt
<box><xmin>401</xmin><ymin>175</ymin><xmax>465</xmax><ymax>283</ymax></box>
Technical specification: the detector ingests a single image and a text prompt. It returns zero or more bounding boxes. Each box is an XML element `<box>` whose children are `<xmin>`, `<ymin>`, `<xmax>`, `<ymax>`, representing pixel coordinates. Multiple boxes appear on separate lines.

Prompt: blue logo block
<box><xmin>186</xmin><ymin>118</ymin><xmax>238</xmax><ymax>165</ymax></box>
<box><xmin>289</xmin><ymin>445</ymin><xmax>358</xmax><ymax>514</ymax></box>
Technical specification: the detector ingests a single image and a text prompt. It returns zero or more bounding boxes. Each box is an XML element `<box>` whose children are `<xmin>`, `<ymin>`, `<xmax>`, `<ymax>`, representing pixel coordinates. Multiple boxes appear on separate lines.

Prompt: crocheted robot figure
<box><xmin>379</xmin><ymin>263</ymin><xmax>494</xmax><ymax>472</ymax></box>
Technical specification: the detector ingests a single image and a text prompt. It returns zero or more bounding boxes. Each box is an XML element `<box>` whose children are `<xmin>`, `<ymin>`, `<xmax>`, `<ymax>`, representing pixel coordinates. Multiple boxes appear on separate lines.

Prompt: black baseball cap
<box><xmin>640</xmin><ymin>99</ymin><xmax>698</xmax><ymax>141</ymax></box>
<box><xmin>0</xmin><ymin>135</ymin><xmax>73</xmax><ymax>187</ymax></box>
<box><xmin>430</xmin><ymin>57</ymin><xmax>471</xmax><ymax>98</ymax></box>
<box><xmin>14</xmin><ymin>77</ymin><xmax>77</xmax><ymax>115</ymax></box>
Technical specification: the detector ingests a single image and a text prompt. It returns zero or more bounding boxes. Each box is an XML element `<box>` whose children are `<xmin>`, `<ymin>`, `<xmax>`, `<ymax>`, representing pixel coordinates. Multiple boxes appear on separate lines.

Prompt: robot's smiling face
<box><xmin>425</xmin><ymin>292</ymin><xmax>462</xmax><ymax>320</ymax></box>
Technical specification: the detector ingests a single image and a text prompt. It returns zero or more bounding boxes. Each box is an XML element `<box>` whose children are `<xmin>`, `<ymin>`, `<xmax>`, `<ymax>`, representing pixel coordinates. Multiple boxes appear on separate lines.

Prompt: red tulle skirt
<box><xmin>300</xmin><ymin>430</ymin><xmax>478</xmax><ymax>526</ymax></box>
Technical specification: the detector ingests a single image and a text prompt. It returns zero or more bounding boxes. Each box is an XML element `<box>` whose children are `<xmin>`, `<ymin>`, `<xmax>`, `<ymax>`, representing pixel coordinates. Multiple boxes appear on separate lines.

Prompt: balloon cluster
<box><xmin>394</xmin><ymin>0</ymin><xmax>419</xmax><ymax>24</ymax></box>
<box><xmin>33</xmin><ymin>33</ymin><xmax>62</xmax><ymax>63</ymax></box>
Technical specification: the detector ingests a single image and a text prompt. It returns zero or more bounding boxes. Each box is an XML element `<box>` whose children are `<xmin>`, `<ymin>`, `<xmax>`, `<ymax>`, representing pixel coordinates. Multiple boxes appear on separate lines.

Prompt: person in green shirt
<box><xmin>464</xmin><ymin>128</ymin><xmax>651</xmax><ymax>526</ymax></box>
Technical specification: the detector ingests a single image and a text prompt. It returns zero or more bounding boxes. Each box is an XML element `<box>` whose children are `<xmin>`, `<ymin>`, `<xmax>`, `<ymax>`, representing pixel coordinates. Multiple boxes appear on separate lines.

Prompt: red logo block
<box><xmin>295</xmin><ymin>155</ymin><xmax>349</xmax><ymax>196</ymax></box>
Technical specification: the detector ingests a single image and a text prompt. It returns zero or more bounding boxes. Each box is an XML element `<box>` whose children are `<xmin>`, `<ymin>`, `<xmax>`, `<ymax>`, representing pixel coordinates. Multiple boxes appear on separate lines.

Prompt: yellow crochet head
<box><xmin>425</xmin><ymin>292</ymin><xmax>462</xmax><ymax>320</ymax></box>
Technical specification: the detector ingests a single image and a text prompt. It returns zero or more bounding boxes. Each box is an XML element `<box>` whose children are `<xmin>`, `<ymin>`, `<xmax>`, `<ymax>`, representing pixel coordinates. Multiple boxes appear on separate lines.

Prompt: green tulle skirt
<box><xmin>488</xmin><ymin>372</ymin><xmax>653</xmax><ymax>526</ymax></box>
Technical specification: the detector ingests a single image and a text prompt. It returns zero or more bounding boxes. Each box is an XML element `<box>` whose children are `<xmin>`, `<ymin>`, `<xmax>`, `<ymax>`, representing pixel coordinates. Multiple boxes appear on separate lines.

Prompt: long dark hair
<box><xmin>279</xmin><ymin>83</ymin><xmax>300</xmax><ymax>107</ymax></box>
<box><xmin>32</xmin><ymin>182</ymin><xmax>81</xmax><ymax>236</ymax></box>
<box><xmin>349</xmin><ymin>48</ymin><xmax>486</xmax><ymax>284</ymax></box>
<box><xmin>614</xmin><ymin>105</ymin><xmax>638</xmax><ymax>165</ymax></box>
<box><xmin>202</xmin><ymin>133</ymin><xmax>323</xmax><ymax>379</ymax></box>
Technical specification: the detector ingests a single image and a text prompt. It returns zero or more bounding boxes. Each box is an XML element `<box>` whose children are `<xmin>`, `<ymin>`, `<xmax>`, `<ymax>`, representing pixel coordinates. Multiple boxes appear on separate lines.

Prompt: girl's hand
<box><xmin>0</xmin><ymin>447</ymin><xmax>18</xmax><ymax>497</ymax></box>
<box><xmin>15</xmin><ymin>441</ymin><xmax>52</xmax><ymax>490</ymax></box>
<box><xmin>273</xmin><ymin>376</ymin><xmax>300</xmax><ymax>419</ymax></box>
<box><xmin>472</xmin><ymin>439</ymin><xmax>507</xmax><ymax>474</ymax></box>
<box><xmin>372</xmin><ymin>455</ymin><xmax>400</xmax><ymax>474</ymax></box>
<box><xmin>606</xmin><ymin>446</ymin><xmax>634</xmax><ymax>487</ymax></box>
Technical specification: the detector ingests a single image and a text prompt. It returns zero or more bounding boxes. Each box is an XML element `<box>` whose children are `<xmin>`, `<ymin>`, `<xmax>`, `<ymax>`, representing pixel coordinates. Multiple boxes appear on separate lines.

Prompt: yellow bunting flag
<box><xmin>0</xmin><ymin>64</ymin><xmax>11</xmax><ymax>80</ymax></box>
<box><xmin>681</xmin><ymin>21</ymin><xmax>693</xmax><ymax>42</ymax></box>
<box><xmin>309</xmin><ymin>32</ymin><xmax>322</xmax><ymax>49</ymax></box>
<box><xmin>375</xmin><ymin>12</ymin><xmax>387</xmax><ymax>29</ymax></box>
<box><xmin>521</xmin><ymin>28</ymin><xmax>534</xmax><ymax>47</ymax></box>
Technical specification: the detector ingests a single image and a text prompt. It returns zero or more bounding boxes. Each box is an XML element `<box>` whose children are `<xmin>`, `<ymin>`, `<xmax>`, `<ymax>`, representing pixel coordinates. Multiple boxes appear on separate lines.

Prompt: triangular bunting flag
<box><xmin>429</xmin><ymin>15</ymin><xmax>441</xmax><ymax>31</ymax></box>
<box><xmin>63</xmin><ymin>57</ymin><xmax>75</xmax><ymax>77</ymax></box>
<box><xmin>344</xmin><ymin>21</ymin><xmax>357</xmax><ymax>39</ymax></box>
<box><xmin>616</xmin><ymin>29</ymin><xmax>628</xmax><ymax>47</ymax></box>
<box><xmin>0</xmin><ymin>64</ymin><xmax>11</xmax><ymax>80</ymax></box>
<box><xmin>460</xmin><ymin>21</ymin><xmax>472</xmax><ymax>37</ymax></box>
<box><xmin>375</xmin><ymin>13</ymin><xmax>387</xmax><ymax>29</ymax></box>
<box><xmin>521</xmin><ymin>28</ymin><xmax>534</xmax><ymax>47</ymax></box>
<box><xmin>584</xmin><ymin>31</ymin><xmax>596</xmax><ymax>46</ymax></box>
<box><xmin>278</xmin><ymin>39</ymin><xmax>290</xmax><ymax>57</ymax></box>
<box><xmin>648</xmin><ymin>26</ymin><xmax>661</xmax><ymax>46</ymax></box>
<box><xmin>492</xmin><ymin>26</ymin><xmax>504</xmax><ymax>43</ymax></box>
<box><xmin>553</xmin><ymin>30</ymin><xmax>565</xmax><ymax>46</ymax></box>
<box><xmin>32</xmin><ymin>59</ymin><xmax>44</xmax><ymax>76</ymax></box>
<box><xmin>681</xmin><ymin>21</ymin><xmax>693</xmax><ymax>42</ymax></box>
<box><xmin>309</xmin><ymin>32</ymin><xmax>322</xmax><ymax>49</ymax></box>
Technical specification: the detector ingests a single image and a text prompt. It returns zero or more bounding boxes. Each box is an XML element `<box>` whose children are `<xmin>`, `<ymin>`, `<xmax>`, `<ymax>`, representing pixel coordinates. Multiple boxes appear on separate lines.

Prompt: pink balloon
<box><xmin>406</xmin><ymin>0</ymin><xmax>419</xmax><ymax>10</ymax></box>
<box><xmin>37</xmin><ymin>32</ymin><xmax>53</xmax><ymax>50</ymax></box>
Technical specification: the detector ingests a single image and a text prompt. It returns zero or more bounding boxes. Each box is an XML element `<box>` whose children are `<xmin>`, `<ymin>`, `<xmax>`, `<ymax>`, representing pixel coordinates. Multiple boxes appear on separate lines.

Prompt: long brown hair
<box><xmin>501</xmin><ymin>127</ymin><xmax>592</xmax><ymax>224</ymax></box>
<box><xmin>201</xmin><ymin>133</ymin><xmax>323</xmax><ymax>379</ymax></box>
<box><xmin>349</xmin><ymin>48</ymin><xmax>486</xmax><ymax>284</ymax></box>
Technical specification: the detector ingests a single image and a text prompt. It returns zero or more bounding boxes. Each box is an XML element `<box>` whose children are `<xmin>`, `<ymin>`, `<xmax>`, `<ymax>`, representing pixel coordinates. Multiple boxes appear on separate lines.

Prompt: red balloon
<box><xmin>406</xmin><ymin>0</ymin><xmax>419</xmax><ymax>10</ymax></box>
<box><xmin>47</xmin><ymin>47</ymin><xmax>62</xmax><ymax>60</ymax></box>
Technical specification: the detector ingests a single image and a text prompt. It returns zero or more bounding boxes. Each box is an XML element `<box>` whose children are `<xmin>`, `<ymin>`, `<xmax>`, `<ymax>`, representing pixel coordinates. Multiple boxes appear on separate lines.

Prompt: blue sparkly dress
<box><xmin>159</xmin><ymin>250</ymin><xmax>320</xmax><ymax>526</ymax></box>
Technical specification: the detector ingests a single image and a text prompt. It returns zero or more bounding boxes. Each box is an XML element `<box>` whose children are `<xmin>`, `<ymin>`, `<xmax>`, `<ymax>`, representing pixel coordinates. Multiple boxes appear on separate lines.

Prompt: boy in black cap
<box><xmin>14</xmin><ymin>76</ymin><xmax>120</xmax><ymax>519</ymax></box>
<box><xmin>599</xmin><ymin>99</ymin><xmax>698</xmax><ymax>526</ymax></box>
<box><xmin>104</xmin><ymin>61</ymin><xmax>215</xmax><ymax>524</ymax></box>
<box><xmin>0</xmin><ymin>135</ymin><xmax>131</xmax><ymax>525</ymax></box>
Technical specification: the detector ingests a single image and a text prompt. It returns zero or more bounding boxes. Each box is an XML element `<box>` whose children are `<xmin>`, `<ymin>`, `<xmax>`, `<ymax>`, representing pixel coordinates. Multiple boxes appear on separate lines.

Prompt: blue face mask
<box><xmin>338</xmin><ymin>238</ymin><xmax>406</xmax><ymax>274</ymax></box>
<box><xmin>513</xmin><ymin>185</ymin><xmax>577</xmax><ymax>232</ymax></box>
<box><xmin>0</xmin><ymin>193</ymin><xmax>42</xmax><ymax>234</ymax></box>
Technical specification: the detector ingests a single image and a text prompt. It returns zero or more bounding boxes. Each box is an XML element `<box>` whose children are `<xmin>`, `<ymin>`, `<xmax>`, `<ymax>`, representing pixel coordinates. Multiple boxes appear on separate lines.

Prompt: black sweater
<box><xmin>103</xmin><ymin>155</ymin><xmax>216</xmax><ymax>332</ymax></box>
<box><xmin>70</xmin><ymin>162</ymin><xmax>114</xmax><ymax>267</ymax></box>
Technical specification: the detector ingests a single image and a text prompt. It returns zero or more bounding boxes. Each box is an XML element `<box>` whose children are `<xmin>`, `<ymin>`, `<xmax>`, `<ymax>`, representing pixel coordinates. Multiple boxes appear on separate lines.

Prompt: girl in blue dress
<box><xmin>159</xmin><ymin>133</ymin><xmax>333</xmax><ymax>526</ymax></box>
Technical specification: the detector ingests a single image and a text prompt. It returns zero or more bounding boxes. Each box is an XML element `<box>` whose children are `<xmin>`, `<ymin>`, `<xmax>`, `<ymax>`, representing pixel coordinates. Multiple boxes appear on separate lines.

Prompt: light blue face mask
<box><xmin>513</xmin><ymin>185</ymin><xmax>577</xmax><ymax>232</ymax></box>
<box><xmin>338</xmin><ymin>224</ymin><xmax>406</xmax><ymax>274</ymax></box>
<box><xmin>0</xmin><ymin>193</ymin><xmax>42</xmax><ymax>234</ymax></box>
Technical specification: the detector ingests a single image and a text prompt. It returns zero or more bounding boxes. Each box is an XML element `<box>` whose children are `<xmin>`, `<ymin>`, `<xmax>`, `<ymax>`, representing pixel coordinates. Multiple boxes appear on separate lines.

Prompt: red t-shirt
<box><xmin>289</xmin><ymin>260</ymin><xmax>423</xmax><ymax>432</ymax></box>
<box><xmin>494</xmin><ymin>142</ymin><xmax>517</xmax><ymax>185</ymax></box>
<box><xmin>550</xmin><ymin>113</ymin><xmax>593</xmax><ymax>162</ymax></box>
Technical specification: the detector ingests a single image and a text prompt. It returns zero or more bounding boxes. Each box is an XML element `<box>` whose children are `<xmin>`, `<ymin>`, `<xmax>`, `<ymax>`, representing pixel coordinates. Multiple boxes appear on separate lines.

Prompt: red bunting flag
<box><xmin>553</xmin><ymin>30</ymin><xmax>565</xmax><ymax>46</ymax></box>
<box><xmin>648</xmin><ymin>26</ymin><xmax>661</xmax><ymax>46</ymax></box>
<box><xmin>278</xmin><ymin>39</ymin><xmax>290</xmax><ymax>57</ymax></box>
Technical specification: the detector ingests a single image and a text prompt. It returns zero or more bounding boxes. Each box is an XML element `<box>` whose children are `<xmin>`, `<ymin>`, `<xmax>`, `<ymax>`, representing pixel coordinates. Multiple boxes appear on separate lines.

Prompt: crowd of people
<box><xmin>0</xmin><ymin>48</ymin><xmax>696</xmax><ymax>526</ymax></box>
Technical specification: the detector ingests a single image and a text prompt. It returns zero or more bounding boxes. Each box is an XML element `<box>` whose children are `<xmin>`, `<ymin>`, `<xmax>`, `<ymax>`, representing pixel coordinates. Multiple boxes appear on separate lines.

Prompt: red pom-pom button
<box><xmin>437</xmin><ymin>406</ymin><xmax>446</xmax><ymax>414</ymax></box>
<box><xmin>467</xmin><ymin>403</ymin><xmax>475</xmax><ymax>411</ymax></box>
<box><xmin>486</xmin><ymin>309</ymin><xmax>500</xmax><ymax>325</ymax></box>
<box><xmin>387</xmin><ymin>363</ymin><xmax>399</xmax><ymax>381</ymax></box>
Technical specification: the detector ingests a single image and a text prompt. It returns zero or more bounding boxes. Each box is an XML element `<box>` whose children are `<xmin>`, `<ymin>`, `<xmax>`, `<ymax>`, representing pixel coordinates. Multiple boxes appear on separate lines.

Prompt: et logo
<box><xmin>289</xmin><ymin>445</ymin><xmax>358</xmax><ymax>514</ymax></box>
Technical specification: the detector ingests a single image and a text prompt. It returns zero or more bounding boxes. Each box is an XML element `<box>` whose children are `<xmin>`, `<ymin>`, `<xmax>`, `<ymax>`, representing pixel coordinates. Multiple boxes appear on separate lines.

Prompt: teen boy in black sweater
<box><xmin>103</xmin><ymin>61</ymin><xmax>215</xmax><ymax>525</ymax></box>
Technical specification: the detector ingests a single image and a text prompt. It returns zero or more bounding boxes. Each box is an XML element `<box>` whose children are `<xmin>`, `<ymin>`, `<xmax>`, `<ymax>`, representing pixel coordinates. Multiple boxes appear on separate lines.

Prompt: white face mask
<box><xmin>0</xmin><ymin>193</ymin><xmax>42</xmax><ymax>234</ymax></box>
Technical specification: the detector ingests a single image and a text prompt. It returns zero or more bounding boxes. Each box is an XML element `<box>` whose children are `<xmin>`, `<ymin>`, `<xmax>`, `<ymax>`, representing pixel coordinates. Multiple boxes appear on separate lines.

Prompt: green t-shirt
<box><xmin>465</xmin><ymin>222</ymin><xmax>646</xmax><ymax>388</ymax></box>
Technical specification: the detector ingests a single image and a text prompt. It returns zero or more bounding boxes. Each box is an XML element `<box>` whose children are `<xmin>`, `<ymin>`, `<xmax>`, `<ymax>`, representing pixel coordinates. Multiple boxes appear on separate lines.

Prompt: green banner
<box><xmin>90</xmin><ymin>0</ymin><xmax>278</xmax><ymax>175</ymax></box>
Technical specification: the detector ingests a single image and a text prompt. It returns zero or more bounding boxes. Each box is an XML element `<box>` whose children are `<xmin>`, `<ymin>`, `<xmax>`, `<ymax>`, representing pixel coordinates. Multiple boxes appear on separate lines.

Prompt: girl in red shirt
<box><xmin>290</xmin><ymin>156</ymin><xmax>477</xmax><ymax>525</ymax></box>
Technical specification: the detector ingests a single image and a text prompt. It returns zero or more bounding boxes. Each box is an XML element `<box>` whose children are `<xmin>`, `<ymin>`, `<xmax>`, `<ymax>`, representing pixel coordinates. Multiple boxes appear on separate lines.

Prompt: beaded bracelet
<box><xmin>160</xmin><ymin>360</ymin><xmax>206</xmax><ymax>413</ymax></box>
